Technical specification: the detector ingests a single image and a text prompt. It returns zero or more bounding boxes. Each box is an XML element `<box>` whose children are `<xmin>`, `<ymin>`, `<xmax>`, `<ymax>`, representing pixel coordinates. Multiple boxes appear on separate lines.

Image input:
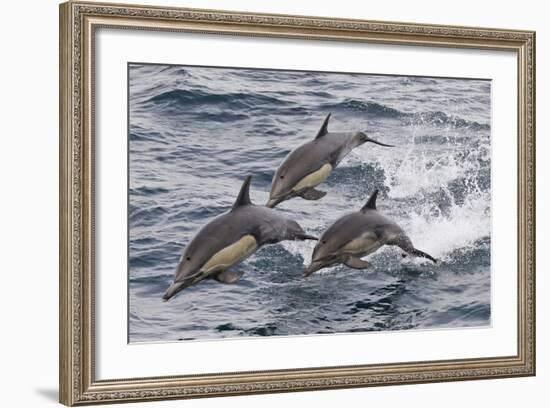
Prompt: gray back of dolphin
<box><xmin>304</xmin><ymin>190</ymin><xmax>437</xmax><ymax>276</ymax></box>
<box><xmin>267</xmin><ymin>114</ymin><xmax>393</xmax><ymax>208</ymax></box>
<box><xmin>163</xmin><ymin>176</ymin><xmax>317</xmax><ymax>300</ymax></box>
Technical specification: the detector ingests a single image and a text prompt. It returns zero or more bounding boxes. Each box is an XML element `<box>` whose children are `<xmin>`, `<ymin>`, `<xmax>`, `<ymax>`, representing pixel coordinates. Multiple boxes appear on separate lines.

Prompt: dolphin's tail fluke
<box><xmin>358</xmin><ymin>132</ymin><xmax>395</xmax><ymax>147</ymax></box>
<box><xmin>407</xmin><ymin>247</ymin><xmax>438</xmax><ymax>264</ymax></box>
<box><xmin>364</xmin><ymin>136</ymin><xmax>394</xmax><ymax>148</ymax></box>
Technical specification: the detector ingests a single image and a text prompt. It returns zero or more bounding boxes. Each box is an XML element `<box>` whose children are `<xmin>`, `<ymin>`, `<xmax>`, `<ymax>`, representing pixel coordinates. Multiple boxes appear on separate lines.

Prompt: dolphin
<box><xmin>163</xmin><ymin>176</ymin><xmax>317</xmax><ymax>300</ymax></box>
<box><xmin>266</xmin><ymin>114</ymin><xmax>393</xmax><ymax>208</ymax></box>
<box><xmin>304</xmin><ymin>190</ymin><xmax>437</xmax><ymax>277</ymax></box>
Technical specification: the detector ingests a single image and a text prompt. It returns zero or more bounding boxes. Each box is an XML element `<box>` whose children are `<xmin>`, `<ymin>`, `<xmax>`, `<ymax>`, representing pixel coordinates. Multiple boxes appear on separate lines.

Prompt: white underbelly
<box><xmin>343</xmin><ymin>232</ymin><xmax>382</xmax><ymax>256</ymax></box>
<box><xmin>293</xmin><ymin>163</ymin><xmax>332</xmax><ymax>191</ymax></box>
<box><xmin>201</xmin><ymin>234</ymin><xmax>257</xmax><ymax>274</ymax></box>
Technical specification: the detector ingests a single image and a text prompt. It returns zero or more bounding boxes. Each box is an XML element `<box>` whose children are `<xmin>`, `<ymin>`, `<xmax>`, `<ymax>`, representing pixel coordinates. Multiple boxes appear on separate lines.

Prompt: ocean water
<box><xmin>128</xmin><ymin>63</ymin><xmax>491</xmax><ymax>343</ymax></box>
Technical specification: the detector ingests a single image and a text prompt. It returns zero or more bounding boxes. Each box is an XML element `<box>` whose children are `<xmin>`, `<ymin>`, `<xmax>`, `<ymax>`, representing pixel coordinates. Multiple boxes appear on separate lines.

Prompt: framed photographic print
<box><xmin>59</xmin><ymin>1</ymin><xmax>536</xmax><ymax>405</ymax></box>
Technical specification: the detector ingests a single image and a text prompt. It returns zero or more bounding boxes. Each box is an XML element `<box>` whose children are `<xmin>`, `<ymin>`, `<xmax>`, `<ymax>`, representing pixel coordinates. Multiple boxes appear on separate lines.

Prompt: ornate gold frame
<box><xmin>59</xmin><ymin>1</ymin><xmax>536</xmax><ymax>405</ymax></box>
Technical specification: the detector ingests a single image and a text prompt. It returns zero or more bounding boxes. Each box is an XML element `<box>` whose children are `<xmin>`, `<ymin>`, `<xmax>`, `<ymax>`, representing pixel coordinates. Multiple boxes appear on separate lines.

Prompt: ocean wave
<box><xmin>144</xmin><ymin>88</ymin><xmax>289</xmax><ymax>109</ymax></box>
<box><xmin>130</xmin><ymin>186</ymin><xmax>170</xmax><ymax>196</ymax></box>
<box><xmin>129</xmin><ymin>131</ymin><xmax>171</xmax><ymax>144</ymax></box>
<box><xmin>322</xmin><ymin>99</ymin><xmax>490</xmax><ymax>130</ymax></box>
<box><xmin>409</xmin><ymin>111</ymin><xmax>489</xmax><ymax>130</ymax></box>
<box><xmin>130</xmin><ymin>205</ymin><xmax>168</xmax><ymax>228</ymax></box>
<box><xmin>323</xmin><ymin>100</ymin><xmax>402</xmax><ymax>117</ymax></box>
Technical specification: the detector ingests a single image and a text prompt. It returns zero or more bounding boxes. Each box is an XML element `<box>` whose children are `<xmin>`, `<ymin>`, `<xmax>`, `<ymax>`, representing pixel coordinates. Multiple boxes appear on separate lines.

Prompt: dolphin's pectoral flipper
<box><xmin>214</xmin><ymin>270</ymin><xmax>244</xmax><ymax>284</ymax></box>
<box><xmin>390</xmin><ymin>234</ymin><xmax>437</xmax><ymax>264</ymax></box>
<box><xmin>300</xmin><ymin>188</ymin><xmax>327</xmax><ymax>201</ymax></box>
<box><xmin>344</xmin><ymin>256</ymin><xmax>371</xmax><ymax>269</ymax></box>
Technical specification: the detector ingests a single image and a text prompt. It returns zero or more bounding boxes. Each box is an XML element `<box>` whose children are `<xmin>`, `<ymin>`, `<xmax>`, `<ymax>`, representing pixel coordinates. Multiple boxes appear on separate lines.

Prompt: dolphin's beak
<box><xmin>162</xmin><ymin>276</ymin><xmax>199</xmax><ymax>301</ymax></box>
<box><xmin>303</xmin><ymin>261</ymin><xmax>324</xmax><ymax>277</ymax></box>
<box><xmin>266</xmin><ymin>196</ymin><xmax>283</xmax><ymax>208</ymax></box>
<box><xmin>162</xmin><ymin>281</ymin><xmax>185</xmax><ymax>301</ymax></box>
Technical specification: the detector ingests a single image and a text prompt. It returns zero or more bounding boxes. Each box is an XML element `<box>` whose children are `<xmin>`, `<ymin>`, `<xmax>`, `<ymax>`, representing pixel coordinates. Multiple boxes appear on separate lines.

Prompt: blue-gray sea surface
<box><xmin>128</xmin><ymin>63</ymin><xmax>491</xmax><ymax>343</ymax></box>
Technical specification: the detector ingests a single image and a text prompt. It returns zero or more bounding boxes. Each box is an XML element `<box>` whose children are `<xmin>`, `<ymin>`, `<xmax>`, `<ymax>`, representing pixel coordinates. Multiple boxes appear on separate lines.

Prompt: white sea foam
<box><xmin>402</xmin><ymin>191</ymin><xmax>491</xmax><ymax>261</ymax></box>
<box><xmin>280</xmin><ymin>239</ymin><xmax>317</xmax><ymax>266</ymax></box>
<box><xmin>386</xmin><ymin>152</ymin><xmax>470</xmax><ymax>199</ymax></box>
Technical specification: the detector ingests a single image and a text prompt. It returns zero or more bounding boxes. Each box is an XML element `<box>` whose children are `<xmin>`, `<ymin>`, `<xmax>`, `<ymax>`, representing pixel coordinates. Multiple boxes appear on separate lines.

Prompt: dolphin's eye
<box><xmin>280</xmin><ymin>175</ymin><xmax>284</xmax><ymax>179</ymax></box>
<box><xmin>186</xmin><ymin>257</ymin><xmax>191</xmax><ymax>261</ymax></box>
<box><xmin>322</xmin><ymin>240</ymin><xmax>326</xmax><ymax>244</ymax></box>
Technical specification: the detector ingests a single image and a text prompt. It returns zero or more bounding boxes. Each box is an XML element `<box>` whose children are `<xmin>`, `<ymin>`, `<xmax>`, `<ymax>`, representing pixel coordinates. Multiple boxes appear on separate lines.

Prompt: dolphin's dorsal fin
<box><xmin>232</xmin><ymin>176</ymin><xmax>253</xmax><ymax>210</ymax></box>
<box><xmin>314</xmin><ymin>113</ymin><xmax>331</xmax><ymax>140</ymax></box>
<box><xmin>361</xmin><ymin>190</ymin><xmax>378</xmax><ymax>212</ymax></box>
